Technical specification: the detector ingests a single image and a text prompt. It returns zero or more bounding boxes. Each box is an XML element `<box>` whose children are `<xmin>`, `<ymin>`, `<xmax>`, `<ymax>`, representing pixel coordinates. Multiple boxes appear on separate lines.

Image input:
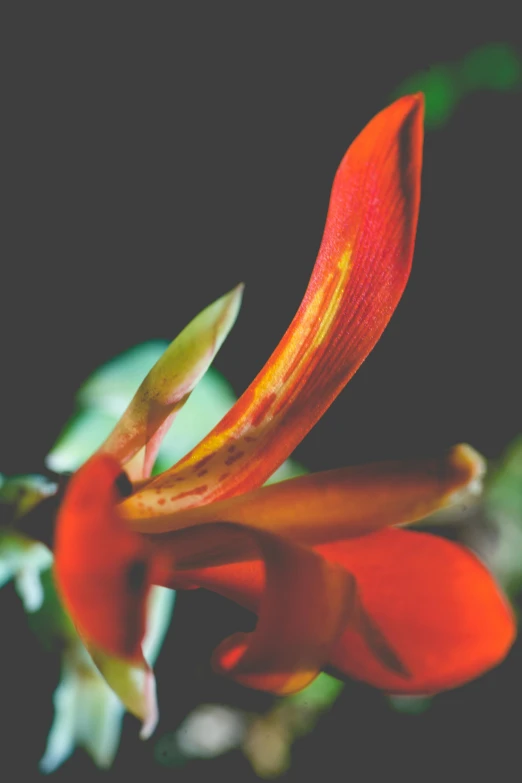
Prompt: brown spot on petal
<box><xmin>219</xmin><ymin>472</ymin><xmax>230</xmax><ymax>482</ymax></box>
<box><xmin>158</xmin><ymin>498</ymin><xmax>166</xmax><ymax>506</ymax></box>
<box><xmin>197</xmin><ymin>469</ymin><xmax>208</xmax><ymax>477</ymax></box>
<box><xmin>193</xmin><ymin>454</ymin><xmax>214</xmax><ymax>472</ymax></box>
<box><xmin>225</xmin><ymin>450</ymin><xmax>245</xmax><ymax>466</ymax></box>
<box><xmin>173</xmin><ymin>485</ymin><xmax>209</xmax><ymax>500</ymax></box>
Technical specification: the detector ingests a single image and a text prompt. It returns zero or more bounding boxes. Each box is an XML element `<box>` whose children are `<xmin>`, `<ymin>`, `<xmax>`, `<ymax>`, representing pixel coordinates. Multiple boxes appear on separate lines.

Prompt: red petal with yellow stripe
<box><xmin>127</xmin><ymin>94</ymin><xmax>424</xmax><ymax>518</ymax></box>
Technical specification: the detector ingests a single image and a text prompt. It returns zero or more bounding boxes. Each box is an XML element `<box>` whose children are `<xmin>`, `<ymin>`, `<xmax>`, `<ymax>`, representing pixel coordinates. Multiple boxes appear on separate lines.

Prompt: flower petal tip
<box><xmin>394</xmin><ymin>92</ymin><xmax>425</xmax><ymax>116</ymax></box>
<box><xmin>446</xmin><ymin>443</ymin><xmax>487</xmax><ymax>501</ymax></box>
<box><xmin>139</xmin><ymin>668</ymin><xmax>159</xmax><ymax>740</ymax></box>
<box><xmin>374</xmin><ymin>92</ymin><xmax>424</xmax><ymax>134</ymax></box>
<box><xmin>232</xmin><ymin>281</ymin><xmax>245</xmax><ymax>296</ymax></box>
<box><xmin>217</xmin><ymin>282</ymin><xmax>245</xmax><ymax>324</ymax></box>
<box><xmin>405</xmin><ymin>91</ymin><xmax>425</xmax><ymax>106</ymax></box>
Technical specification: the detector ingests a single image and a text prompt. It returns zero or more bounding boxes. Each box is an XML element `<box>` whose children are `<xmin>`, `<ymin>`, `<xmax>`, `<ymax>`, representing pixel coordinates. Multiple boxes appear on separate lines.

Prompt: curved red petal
<box><xmin>126</xmin><ymin>94</ymin><xmax>424</xmax><ymax>518</ymax></box>
<box><xmin>54</xmin><ymin>455</ymin><xmax>151</xmax><ymax>661</ymax></box>
<box><xmin>161</xmin><ymin>528</ymin><xmax>515</xmax><ymax>694</ymax></box>
<box><xmin>323</xmin><ymin>529</ymin><xmax>515</xmax><ymax>693</ymax></box>
<box><xmin>210</xmin><ymin>527</ymin><xmax>357</xmax><ymax>694</ymax></box>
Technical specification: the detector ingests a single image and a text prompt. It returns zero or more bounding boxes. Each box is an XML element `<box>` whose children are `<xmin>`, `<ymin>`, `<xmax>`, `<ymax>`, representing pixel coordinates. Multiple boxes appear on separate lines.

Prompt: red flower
<box><xmin>54</xmin><ymin>94</ymin><xmax>515</xmax><ymax>735</ymax></box>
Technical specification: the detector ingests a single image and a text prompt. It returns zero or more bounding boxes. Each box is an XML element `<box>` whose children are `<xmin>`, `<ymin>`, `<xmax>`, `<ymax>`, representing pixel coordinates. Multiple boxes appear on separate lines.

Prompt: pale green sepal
<box><xmin>88</xmin><ymin>586</ymin><xmax>175</xmax><ymax>740</ymax></box>
<box><xmin>98</xmin><ymin>285</ymin><xmax>243</xmax><ymax>471</ymax></box>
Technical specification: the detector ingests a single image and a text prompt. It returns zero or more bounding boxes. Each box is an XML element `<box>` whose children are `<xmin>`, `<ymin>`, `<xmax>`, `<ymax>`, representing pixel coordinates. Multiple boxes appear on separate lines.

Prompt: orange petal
<box><xmin>126</xmin><ymin>445</ymin><xmax>484</xmax><ymax>560</ymax></box>
<box><xmin>128</xmin><ymin>94</ymin><xmax>424</xmax><ymax>514</ymax></box>
<box><xmin>159</xmin><ymin>529</ymin><xmax>515</xmax><ymax>694</ymax></box>
<box><xmin>54</xmin><ymin>455</ymin><xmax>151</xmax><ymax>661</ymax></box>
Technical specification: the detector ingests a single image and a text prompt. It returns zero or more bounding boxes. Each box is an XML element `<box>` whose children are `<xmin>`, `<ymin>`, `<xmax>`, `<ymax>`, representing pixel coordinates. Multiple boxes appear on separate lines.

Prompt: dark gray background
<box><xmin>1</xmin><ymin>7</ymin><xmax>521</xmax><ymax>781</ymax></box>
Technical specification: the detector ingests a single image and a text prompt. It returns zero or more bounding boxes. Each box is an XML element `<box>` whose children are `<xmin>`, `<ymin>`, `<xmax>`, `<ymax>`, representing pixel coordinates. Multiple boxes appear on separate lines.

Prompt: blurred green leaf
<box><xmin>0</xmin><ymin>474</ymin><xmax>57</xmax><ymax>518</ymax></box>
<box><xmin>393</xmin><ymin>42</ymin><xmax>521</xmax><ymax>128</ymax></box>
<box><xmin>393</xmin><ymin>64</ymin><xmax>458</xmax><ymax>126</ymax></box>
<box><xmin>460</xmin><ymin>43</ymin><xmax>521</xmax><ymax>91</ymax></box>
<box><xmin>26</xmin><ymin>567</ymin><xmax>75</xmax><ymax>646</ymax></box>
<box><xmin>486</xmin><ymin>435</ymin><xmax>522</xmax><ymax>520</ymax></box>
<box><xmin>287</xmin><ymin>672</ymin><xmax>344</xmax><ymax>710</ymax></box>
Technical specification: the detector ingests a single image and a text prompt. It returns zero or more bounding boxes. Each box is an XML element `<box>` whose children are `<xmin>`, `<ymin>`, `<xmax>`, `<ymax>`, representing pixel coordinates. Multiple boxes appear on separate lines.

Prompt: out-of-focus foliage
<box><xmin>38</xmin><ymin>584</ymin><xmax>174</xmax><ymax>772</ymax></box>
<box><xmin>393</xmin><ymin>43</ymin><xmax>521</xmax><ymax>126</ymax></box>
<box><xmin>468</xmin><ymin>436</ymin><xmax>522</xmax><ymax>596</ymax></box>
<box><xmin>242</xmin><ymin>673</ymin><xmax>345</xmax><ymax>778</ymax></box>
<box><xmin>154</xmin><ymin>672</ymin><xmax>345</xmax><ymax>778</ymax></box>
<box><xmin>0</xmin><ymin>476</ymin><xmax>56</xmax><ymax>612</ymax></box>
